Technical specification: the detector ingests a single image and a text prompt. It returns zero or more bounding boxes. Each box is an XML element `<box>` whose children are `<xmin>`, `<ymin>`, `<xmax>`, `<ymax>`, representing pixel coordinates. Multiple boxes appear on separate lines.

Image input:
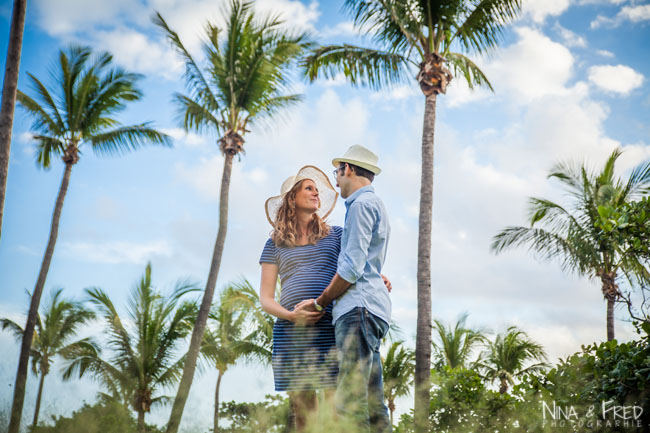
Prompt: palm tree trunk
<box><xmin>31</xmin><ymin>371</ymin><xmax>46</xmax><ymax>428</ymax></box>
<box><xmin>600</xmin><ymin>272</ymin><xmax>617</xmax><ymax>341</ymax></box>
<box><xmin>213</xmin><ymin>370</ymin><xmax>224</xmax><ymax>433</ymax></box>
<box><xmin>138</xmin><ymin>410</ymin><xmax>145</xmax><ymax>433</ymax></box>
<box><xmin>414</xmin><ymin>93</ymin><xmax>436</xmax><ymax>433</ymax></box>
<box><xmin>9</xmin><ymin>162</ymin><xmax>73</xmax><ymax>433</ymax></box>
<box><xmin>606</xmin><ymin>296</ymin><xmax>615</xmax><ymax>342</ymax></box>
<box><xmin>388</xmin><ymin>399</ymin><xmax>395</xmax><ymax>426</ymax></box>
<box><xmin>167</xmin><ymin>152</ymin><xmax>234</xmax><ymax>433</ymax></box>
<box><xmin>0</xmin><ymin>0</ymin><xmax>27</xmax><ymax>243</ymax></box>
<box><xmin>499</xmin><ymin>377</ymin><xmax>508</xmax><ymax>394</ymax></box>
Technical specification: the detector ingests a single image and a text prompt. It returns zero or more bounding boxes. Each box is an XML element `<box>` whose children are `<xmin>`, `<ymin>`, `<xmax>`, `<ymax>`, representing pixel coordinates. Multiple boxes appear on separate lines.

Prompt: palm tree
<box><xmin>492</xmin><ymin>149</ymin><xmax>650</xmax><ymax>341</ymax></box>
<box><xmin>478</xmin><ymin>326</ymin><xmax>548</xmax><ymax>394</ymax></box>
<box><xmin>0</xmin><ymin>0</ymin><xmax>27</xmax><ymax>248</ymax></box>
<box><xmin>62</xmin><ymin>263</ymin><xmax>198</xmax><ymax>433</ymax></box>
<box><xmin>9</xmin><ymin>45</ymin><xmax>170</xmax><ymax>431</ymax></box>
<box><xmin>201</xmin><ymin>282</ymin><xmax>270</xmax><ymax>433</ymax></box>
<box><xmin>154</xmin><ymin>3</ymin><xmax>311</xmax><ymax>431</ymax></box>
<box><xmin>301</xmin><ymin>2</ymin><xmax>523</xmax><ymax>427</ymax></box>
<box><xmin>382</xmin><ymin>341</ymin><xmax>415</xmax><ymax>426</ymax></box>
<box><xmin>1</xmin><ymin>288</ymin><xmax>96</xmax><ymax>429</ymax></box>
<box><xmin>432</xmin><ymin>313</ymin><xmax>486</xmax><ymax>370</ymax></box>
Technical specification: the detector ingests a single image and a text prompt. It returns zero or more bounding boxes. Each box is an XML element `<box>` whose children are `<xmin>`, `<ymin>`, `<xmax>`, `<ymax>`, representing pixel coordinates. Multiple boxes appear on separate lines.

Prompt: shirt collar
<box><xmin>345</xmin><ymin>185</ymin><xmax>374</xmax><ymax>208</ymax></box>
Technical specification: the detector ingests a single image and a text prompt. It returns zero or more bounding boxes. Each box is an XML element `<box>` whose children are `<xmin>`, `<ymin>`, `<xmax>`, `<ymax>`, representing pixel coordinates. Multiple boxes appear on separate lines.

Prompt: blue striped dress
<box><xmin>259</xmin><ymin>226</ymin><xmax>342</xmax><ymax>391</ymax></box>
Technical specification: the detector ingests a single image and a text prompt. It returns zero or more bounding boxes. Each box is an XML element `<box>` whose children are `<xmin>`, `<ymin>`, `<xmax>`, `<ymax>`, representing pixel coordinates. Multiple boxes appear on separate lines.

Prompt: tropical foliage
<box><xmin>62</xmin><ymin>263</ymin><xmax>198</xmax><ymax>433</ymax></box>
<box><xmin>302</xmin><ymin>2</ymin><xmax>524</xmax><ymax>427</ymax></box>
<box><xmin>477</xmin><ymin>326</ymin><xmax>548</xmax><ymax>394</ymax></box>
<box><xmin>153</xmin><ymin>3</ymin><xmax>311</xmax><ymax>429</ymax></box>
<box><xmin>201</xmin><ymin>281</ymin><xmax>271</xmax><ymax>433</ymax></box>
<box><xmin>382</xmin><ymin>341</ymin><xmax>415</xmax><ymax>425</ymax></box>
<box><xmin>492</xmin><ymin>149</ymin><xmax>650</xmax><ymax>341</ymax></box>
<box><xmin>432</xmin><ymin>313</ymin><xmax>486</xmax><ymax>370</ymax></box>
<box><xmin>0</xmin><ymin>289</ymin><xmax>96</xmax><ymax>428</ymax></box>
<box><xmin>9</xmin><ymin>44</ymin><xmax>169</xmax><ymax>433</ymax></box>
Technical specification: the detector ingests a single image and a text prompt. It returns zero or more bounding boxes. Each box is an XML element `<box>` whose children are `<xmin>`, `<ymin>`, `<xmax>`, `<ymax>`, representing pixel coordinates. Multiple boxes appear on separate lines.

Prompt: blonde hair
<box><xmin>271</xmin><ymin>179</ymin><xmax>330</xmax><ymax>248</ymax></box>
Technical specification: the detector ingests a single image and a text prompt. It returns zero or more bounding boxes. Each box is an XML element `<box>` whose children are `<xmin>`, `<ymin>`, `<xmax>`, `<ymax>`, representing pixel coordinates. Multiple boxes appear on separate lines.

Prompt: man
<box><xmin>296</xmin><ymin>144</ymin><xmax>392</xmax><ymax>432</ymax></box>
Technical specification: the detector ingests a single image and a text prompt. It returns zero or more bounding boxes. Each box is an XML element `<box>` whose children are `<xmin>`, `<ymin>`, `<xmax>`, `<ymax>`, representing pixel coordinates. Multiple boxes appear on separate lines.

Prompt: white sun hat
<box><xmin>331</xmin><ymin>144</ymin><xmax>381</xmax><ymax>175</ymax></box>
<box><xmin>264</xmin><ymin>165</ymin><xmax>339</xmax><ymax>226</ymax></box>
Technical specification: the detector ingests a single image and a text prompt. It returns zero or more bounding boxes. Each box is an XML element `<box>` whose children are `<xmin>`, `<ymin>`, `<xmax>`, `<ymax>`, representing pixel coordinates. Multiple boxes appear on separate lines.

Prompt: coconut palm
<box><xmin>201</xmin><ymin>282</ymin><xmax>270</xmax><ymax>433</ymax></box>
<box><xmin>10</xmin><ymin>45</ymin><xmax>170</xmax><ymax>431</ymax></box>
<box><xmin>1</xmin><ymin>288</ymin><xmax>96</xmax><ymax>429</ymax></box>
<box><xmin>432</xmin><ymin>313</ymin><xmax>486</xmax><ymax>370</ymax></box>
<box><xmin>301</xmin><ymin>2</ymin><xmax>523</xmax><ymax>427</ymax></box>
<box><xmin>492</xmin><ymin>149</ymin><xmax>650</xmax><ymax>341</ymax></box>
<box><xmin>62</xmin><ymin>263</ymin><xmax>198</xmax><ymax>433</ymax></box>
<box><xmin>478</xmin><ymin>326</ymin><xmax>548</xmax><ymax>394</ymax></box>
<box><xmin>382</xmin><ymin>341</ymin><xmax>415</xmax><ymax>426</ymax></box>
<box><xmin>154</xmin><ymin>3</ymin><xmax>311</xmax><ymax>431</ymax></box>
<box><xmin>0</xmin><ymin>0</ymin><xmax>27</xmax><ymax>249</ymax></box>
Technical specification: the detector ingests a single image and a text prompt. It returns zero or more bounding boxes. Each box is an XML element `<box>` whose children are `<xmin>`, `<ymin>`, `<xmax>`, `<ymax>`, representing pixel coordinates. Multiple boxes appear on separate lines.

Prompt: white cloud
<box><xmin>319</xmin><ymin>21</ymin><xmax>357</xmax><ymax>38</ymax></box>
<box><xmin>161</xmin><ymin>127</ymin><xmax>211</xmax><ymax>149</ymax></box>
<box><xmin>555</xmin><ymin>23</ymin><xmax>587</xmax><ymax>47</ymax></box>
<box><xmin>591</xmin><ymin>4</ymin><xmax>650</xmax><ymax>28</ymax></box>
<box><xmin>445</xmin><ymin>77</ymin><xmax>492</xmax><ymax>107</ymax></box>
<box><xmin>443</xmin><ymin>27</ymin><xmax>576</xmax><ymax>107</ymax></box>
<box><xmin>369</xmin><ymin>84</ymin><xmax>419</xmax><ymax>101</ymax></box>
<box><xmin>522</xmin><ymin>0</ymin><xmax>571</xmax><ymax>23</ymax></box>
<box><xmin>31</xmin><ymin>0</ymin><xmax>320</xmax><ymax>79</ymax></box>
<box><xmin>91</xmin><ymin>28</ymin><xmax>184</xmax><ymax>79</ymax></box>
<box><xmin>62</xmin><ymin>240</ymin><xmax>173</xmax><ymax>264</ymax></box>
<box><xmin>588</xmin><ymin>64</ymin><xmax>645</xmax><ymax>94</ymax></box>
<box><xmin>33</xmin><ymin>0</ymin><xmax>142</xmax><ymax>36</ymax></box>
<box><xmin>596</xmin><ymin>49</ymin><xmax>615</xmax><ymax>58</ymax></box>
<box><xmin>483</xmin><ymin>27</ymin><xmax>575</xmax><ymax>103</ymax></box>
<box><xmin>619</xmin><ymin>4</ymin><xmax>650</xmax><ymax>22</ymax></box>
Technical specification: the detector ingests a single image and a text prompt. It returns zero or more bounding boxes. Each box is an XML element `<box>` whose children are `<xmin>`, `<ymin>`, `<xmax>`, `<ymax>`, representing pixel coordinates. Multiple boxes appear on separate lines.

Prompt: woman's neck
<box><xmin>295</xmin><ymin>211</ymin><xmax>312</xmax><ymax>239</ymax></box>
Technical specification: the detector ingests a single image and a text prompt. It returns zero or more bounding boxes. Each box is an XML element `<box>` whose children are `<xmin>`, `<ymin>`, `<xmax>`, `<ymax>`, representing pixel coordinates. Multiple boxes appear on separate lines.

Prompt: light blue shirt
<box><xmin>332</xmin><ymin>185</ymin><xmax>391</xmax><ymax>325</ymax></box>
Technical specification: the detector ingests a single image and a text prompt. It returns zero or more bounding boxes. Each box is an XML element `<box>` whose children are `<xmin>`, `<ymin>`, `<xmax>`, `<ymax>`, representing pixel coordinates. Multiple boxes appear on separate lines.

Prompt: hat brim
<box><xmin>332</xmin><ymin>157</ymin><xmax>381</xmax><ymax>175</ymax></box>
<box><xmin>265</xmin><ymin>165</ymin><xmax>339</xmax><ymax>226</ymax></box>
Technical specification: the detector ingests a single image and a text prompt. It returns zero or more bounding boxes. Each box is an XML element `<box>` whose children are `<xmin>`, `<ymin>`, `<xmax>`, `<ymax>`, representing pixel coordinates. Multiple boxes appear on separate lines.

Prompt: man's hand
<box><xmin>295</xmin><ymin>299</ymin><xmax>318</xmax><ymax>312</ymax></box>
<box><xmin>291</xmin><ymin>300</ymin><xmax>323</xmax><ymax>325</ymax></box>
<box><xmin>381</xmin><ymin>274</ymin><xmax>392</xmax><ymax>292</ymax></box>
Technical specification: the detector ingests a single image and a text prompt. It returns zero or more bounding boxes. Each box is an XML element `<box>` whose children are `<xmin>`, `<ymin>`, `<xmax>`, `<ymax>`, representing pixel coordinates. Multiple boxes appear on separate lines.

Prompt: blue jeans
<box><xmin>334</xmin><ymin>307</ymin><xmax>391</xmax><ymax>433</ymax></box>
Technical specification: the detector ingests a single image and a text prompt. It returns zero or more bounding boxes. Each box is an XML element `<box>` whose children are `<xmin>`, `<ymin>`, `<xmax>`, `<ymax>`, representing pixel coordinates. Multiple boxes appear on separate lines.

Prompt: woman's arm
<box><xmin>260</xmin><ymin>263</ymin><xmax>322</xmax><ymax>325</ymax></box>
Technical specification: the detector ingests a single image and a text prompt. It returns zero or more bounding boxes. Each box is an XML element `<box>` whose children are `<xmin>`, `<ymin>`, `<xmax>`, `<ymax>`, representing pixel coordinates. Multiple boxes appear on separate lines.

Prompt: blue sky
<box><xmin>1</xmin><ymin>0</ymin><xmax>649</xmax><ymax>430</ymax></box>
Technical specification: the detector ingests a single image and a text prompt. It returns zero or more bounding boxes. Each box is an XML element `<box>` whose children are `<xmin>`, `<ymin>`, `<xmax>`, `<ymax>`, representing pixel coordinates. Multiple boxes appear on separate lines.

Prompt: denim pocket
<box><xmin>361</xmin><ymin>308</ymin><xmax>388</xmax><ymax>352</ymax></box>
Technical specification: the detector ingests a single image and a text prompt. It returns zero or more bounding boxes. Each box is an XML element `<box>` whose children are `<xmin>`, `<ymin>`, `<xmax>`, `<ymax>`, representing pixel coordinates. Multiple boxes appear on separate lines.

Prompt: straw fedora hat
<box><xmin>332</xmin><ymin>144</ymin><xmax>381</xmax><ymax>175</ymax></box>
<box><xmin>265</xmin><ymin>165</ymin><xmax>339</xmax><ymax>226</ymax></box>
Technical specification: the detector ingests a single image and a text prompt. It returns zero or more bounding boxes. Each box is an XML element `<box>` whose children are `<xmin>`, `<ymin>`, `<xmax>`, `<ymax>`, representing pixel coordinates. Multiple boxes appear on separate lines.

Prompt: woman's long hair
<box><xmin>271</xmin><ymin>179</ymin><xmax>330</xmax><ymax>248</ymax></box>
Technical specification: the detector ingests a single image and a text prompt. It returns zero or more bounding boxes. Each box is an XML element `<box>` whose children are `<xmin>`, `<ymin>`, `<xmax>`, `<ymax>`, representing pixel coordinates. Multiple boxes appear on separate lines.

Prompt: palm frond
<box><xmin>446</xmin><ymin>52</ymin><xmax>493</xmax><ymax>90</ymax></box>
<box><xmin>89</xmin><ymin>123</ymin><xmax>171</xmax><ymax>157</ymax></box>
<box><xmin>302</xmin><ymin>45</ymin><xmax>408</xmax><ymax>90</ymax></box>
<box><xmin>0</xmin><ymin>318</ymin><xmax>24</xmax><ymax>340</ymax></box>
<box><xmin>451</xmin><ymin>0</ymin><xmax>523</xmax><ymax>54</ymax></box>
<box><xmin>345</xmin><ymin>0</ymin><xmax>423</xmax><ymax>54</ymax></box>
<box><xmin>32</xmin><ymin>134</ymin><xmax>65</xmax><ymax>169</ymax></box>
<box><xmin>173</xmin><ymin>93</ymin><xmax>222</xmax><ymax>134</ymax></box>
<box><xmin>621</xmin><ymin>160</ymin><xmax>650</xmax><ymax>200</ymax></box>
<box><xmin>16</xmin><ymin>91</ymin><xmax>62</xmax><ymax>138</ymax></box>
<box><xmin>153</xmin><ymin>12</ymin><xmax>221</xmax><ymax>113</ymax></box>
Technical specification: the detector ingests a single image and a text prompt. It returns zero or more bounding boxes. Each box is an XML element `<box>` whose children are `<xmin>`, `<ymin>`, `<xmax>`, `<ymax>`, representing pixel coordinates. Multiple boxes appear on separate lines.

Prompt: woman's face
<box><xmin>293</xmin><ymin>179</ymin><xmax>320</xmax><ymax>213</ymax></box>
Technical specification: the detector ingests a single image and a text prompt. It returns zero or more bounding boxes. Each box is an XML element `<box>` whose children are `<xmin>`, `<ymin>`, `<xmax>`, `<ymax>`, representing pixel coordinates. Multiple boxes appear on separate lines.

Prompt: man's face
<box><xmin>334</xmin><ymin>163</ymin><xmax>351</xmax><ymax>198</ymax></box>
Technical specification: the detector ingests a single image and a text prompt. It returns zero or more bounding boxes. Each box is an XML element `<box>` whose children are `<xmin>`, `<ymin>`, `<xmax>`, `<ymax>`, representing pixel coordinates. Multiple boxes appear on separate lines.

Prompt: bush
<box><xmin>396</xmin><ymin>325</ymin><xmax>650</xmax><ymax>433</ymax></box>
<box><xmin>29</xmin><ymin>401</ymin><xmax>163</xmax><ymax>433</ymax></box>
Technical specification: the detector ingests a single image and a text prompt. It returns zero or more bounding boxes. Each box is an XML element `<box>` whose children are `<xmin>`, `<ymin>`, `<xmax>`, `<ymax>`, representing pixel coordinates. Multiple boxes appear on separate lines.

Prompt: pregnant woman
<box><xmin>259</xmin><ymin>165</ymin><xmax>340</xmax><ymax>431</ymax></box>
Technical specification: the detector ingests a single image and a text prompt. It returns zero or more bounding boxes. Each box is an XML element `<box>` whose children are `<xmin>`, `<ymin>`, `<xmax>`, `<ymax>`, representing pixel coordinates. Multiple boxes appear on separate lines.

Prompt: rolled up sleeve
<box><xmin>338</xmin><ymin>201</ymin><xmax>376</xmax><ymax>284</ymax></box>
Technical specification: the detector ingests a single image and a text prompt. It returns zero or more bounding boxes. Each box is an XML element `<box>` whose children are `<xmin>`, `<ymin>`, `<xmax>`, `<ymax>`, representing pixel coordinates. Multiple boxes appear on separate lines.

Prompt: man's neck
<box><xmin>346</xmin><ymin>179</ymin><xmax>371</xmax><ymax>198</ymax></box>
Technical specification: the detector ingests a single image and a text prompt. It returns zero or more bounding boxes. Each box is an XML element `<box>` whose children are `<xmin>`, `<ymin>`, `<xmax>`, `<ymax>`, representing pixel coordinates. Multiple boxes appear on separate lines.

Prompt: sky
<box><xmin>0</xmin><ymin>0</ymin><xmax>649</xmax><ymax>431</ymax></box>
